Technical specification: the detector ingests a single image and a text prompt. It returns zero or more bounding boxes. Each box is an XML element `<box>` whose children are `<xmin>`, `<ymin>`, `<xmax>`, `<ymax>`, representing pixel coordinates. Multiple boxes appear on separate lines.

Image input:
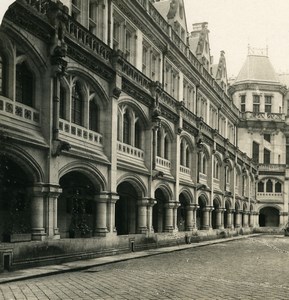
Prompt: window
<box><xmin>264</xmin><ymin>148</ymin><xmax>270</xmax><ymax>164</ymax></box>
<box><xmin>202</xmin><ymin>155</ymin><xmax>207</xmax><ymax>174</ymax></box>
<box><xmin>16</xmin><ymin>62</ymin><xmax>33</xmax><ymax>107</ymax></box>
<box><xmin>142</xmin><ymin>41</ymin><xmax>160</xmax><ymax>81</ymax></box>
<box><xmin>0</xmin><ymin>53</ymin><xmax>6</xmax><ymax>96</ymax></box>
<box><xmin>59</xmin><ymin>85</ymin><xmax>66</xmax><ymax>119</ymax></box>
<box><xmin>71</xmin><ymin>81</ymin><xmax>83</xmax><ymax>125</ymax></box>
<box><xmin>142</xmin><ymin>45</ymin><xmax>148</xmax><ymax>75</ymax></box>
<box><xmin>157</xmin><ymin>129</ymin><xmax>161</xmax><ymax>157</ymax></box>
<box><xmin>72</xmin><ymin>0</ymin><xmax>81</xmax><ymax>22</ymax></box>
<box><xmin>180</xmin><ymin>141</ymin><xmax>184</xmax><ymax>165</ymax></box>
<box><xmin>265</xmin><ymin>96</ymin><xmax>272</xmax><ymax>113</ymax></box>
<box><xmin>240</xmin><ymin>95</ymin><xmax>246</xmax><ymax>112</ymax></box>
<box><xmin>264</xmin><ymin>134</ymin><xmax>271</xmax><ymax>143</ymax></box>
<box><xmin>89</xmin><ymin>100</ymin><xmax>99</xmax><ymax>132</ymax></box>
<box><xmin>135</xmin><ymin>121</ymin><xmax>141</xmax><ymax>149</ymax></box>
<box><xmin>123</xmin><ymin>111</ymin><xmax>131</xmax><ymax>145</ymax></box>
<box><xmin>275</xmin><ymin>182</ymin><xmax>282</xmax><ymax>193</ymax></box>
<box><xmin>89</xmin><ymin>1</ymin><xmax>97</xmax><ymax>34</ymax></box>
<box><xmin>253</xmin><ymin>95</ymin><xmax>260</xmax><ymax>113</ymax></box>
<box><xmin>164</xmin><ymin>136</ymin><xmax>169</xmax><ymax>159</ymax></box>
<box><xmin>113</xmin><ymin>19</ymin><xmax>121</xmax><ymax>49</ymax></box>
<box><xmin>266</xmin><ymin>179</ymin><xmax>273</xmax><ymax>192</ymax></box>
<box><xmin>252</xmin><ymin>141</ymin><xmax>259</xmax><ymax>163</ymax></box>
<box><xmin>258</xmin><ymin>181</ymin><xmax>264</xmax><ymax>192</ymax></box>
<box><xmin>185</xmin><ymin>147</ymin><xmax>190</xmax><ymax>168</ymax></box>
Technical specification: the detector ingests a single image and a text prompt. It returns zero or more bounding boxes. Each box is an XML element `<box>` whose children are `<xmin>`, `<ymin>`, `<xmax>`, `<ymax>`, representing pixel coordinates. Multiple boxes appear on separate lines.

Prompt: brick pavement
<box><xmin>1</xmin><ymin>235</ymin><xmax>289</xmax><ymax>299</ymax></box>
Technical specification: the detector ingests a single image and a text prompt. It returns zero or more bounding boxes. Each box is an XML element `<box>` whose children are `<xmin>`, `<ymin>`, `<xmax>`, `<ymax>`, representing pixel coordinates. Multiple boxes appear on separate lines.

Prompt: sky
<box><xmin>1</xmin><ymin>1</ymin><xmax>289</xmax><ymax>78</ymax></box>
<box><xmin>184</xmin><ymin>0</ymin><xmax>289</xmax><ymax>78</ymax></box>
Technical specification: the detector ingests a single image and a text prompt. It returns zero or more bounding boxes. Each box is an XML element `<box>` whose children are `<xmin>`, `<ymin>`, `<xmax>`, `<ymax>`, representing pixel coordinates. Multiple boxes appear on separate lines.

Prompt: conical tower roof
<box><xmin>234</xmin><ymin>52</ymin><xmax>280</xmax><ymax>84</ymax></box>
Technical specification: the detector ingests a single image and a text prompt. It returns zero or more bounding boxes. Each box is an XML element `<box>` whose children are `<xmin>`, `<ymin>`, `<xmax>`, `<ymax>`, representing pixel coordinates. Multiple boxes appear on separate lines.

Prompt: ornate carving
<box><xmin>112</xmin><ymin>87</ymin><xmax>122</xmax><ymax>99</ymax></box>
<box><xmin>52</xmin><ymin>140</ymin><xmax>71</xmax><ymax>157</ymax></box>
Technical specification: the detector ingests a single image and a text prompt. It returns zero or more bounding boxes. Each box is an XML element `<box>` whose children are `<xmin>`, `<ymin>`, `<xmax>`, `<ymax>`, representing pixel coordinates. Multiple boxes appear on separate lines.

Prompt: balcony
<box><xmin>156</xmin><ymin>156</ymin><xmax>171</xmax><ymax>175</ymax></box>
<box><xmin>0</xmin><ymin>97</ymin><xmax>40</xmax><ymax>125</ymax></box>
<box><xmin>117</xmin><ymin>142</ymin><xmax>144</xmax><ymax>159</ymax></box>
<box><xmin>258</xmin><ymin>164</ymin><xmax>286</xmax><ymax>173</ymax></box>
<box><xmin>257</xmin><ymin>192</ymin><xmax>283</xmax><ymax>202</ymax></box>
<box><xmin>199</xmin><ymin>172</ymin><xmax>207</xmax><ymax>185</ymax></box>
<box><xmin>59</xmin><ymin>119</ymin><xmax>103</xmax><ymax>148</ymax></box>
<box><xmin>240</xmin><ymin>111</ymin><xmax>285</xmax><ymax>121</ymax></box>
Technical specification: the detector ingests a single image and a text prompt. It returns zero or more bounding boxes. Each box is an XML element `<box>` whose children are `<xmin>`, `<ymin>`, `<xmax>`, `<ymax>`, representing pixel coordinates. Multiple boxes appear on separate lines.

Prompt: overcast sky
<box><xmin>184</xmin><ymin>0</ymin><xmax>289</xmax><ymax>78</ymax></box>
<box><xmin>1</xmin><ymin>1</ymin><xmax>289</xmax><ymax>78</ymax></box>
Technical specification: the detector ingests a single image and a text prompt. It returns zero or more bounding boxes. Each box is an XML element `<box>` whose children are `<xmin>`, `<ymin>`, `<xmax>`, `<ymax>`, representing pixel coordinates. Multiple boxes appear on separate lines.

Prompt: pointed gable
<box><xmin>212</xmin><ymin>50</ymin><xmax>228</xmax><ymax>91</ymax></box>
<box><xmin>153</xmin><ymin>0</ymin><xmax>188</xmax><ymax>42</ymax></box>
<box><xmin>188</xmin><ymin>22</ymin><xmax>211</xmax><ymax>71</ymax></box>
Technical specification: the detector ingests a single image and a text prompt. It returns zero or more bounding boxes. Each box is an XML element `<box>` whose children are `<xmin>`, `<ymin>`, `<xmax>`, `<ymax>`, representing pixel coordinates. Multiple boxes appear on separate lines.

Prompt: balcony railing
<box><xmin>156</xmin><ymin>156</ymin><xmax>171</xmax><ymax>169</ymax></box>
<box><xmin>258</xmin><ymin>164</ymin><xmax>286</xmax><ymax>172</ymax></box>
<box><xmin>180</xmin><ymin>165</ymin><xmax>190</xmax><ymax>175</ymax></box>
<box><xmin>240</xmin><ymin>112</ymin><xmax>285</xmax><ymax>121</ymax></box>
<box><xmin>0</xmin><ymin>97</ymin><xmax>40</xmax><ymax>124</ymax></box>
<box><xmin>59</xmin><ymin>119</ymin><xmax>102</xmax><ymax>145</ymax></box>
<box><xmin>199</xmin><ymin>172</ymin><xmax>207</xmax><ymax>183</ymax></box>
<box><xmin>117</xmin><ymin>142</ymin><xmax>144</xmax><ymax>159</ymax></box>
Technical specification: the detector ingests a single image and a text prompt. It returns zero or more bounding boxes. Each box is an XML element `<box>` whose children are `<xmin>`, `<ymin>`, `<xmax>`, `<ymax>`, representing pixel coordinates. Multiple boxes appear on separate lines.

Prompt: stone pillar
<box><xmin>185</xmin><ymin>204</ymin><xmax>195</xmax><ymax>231</ymax></box>
<box><xmin>243</xmin><ymin>211</ymin><xmax>249</xmax><ymax>228</ymax></box>
<box><xmin>173</xmin><ymin>201</ymin><xmax>180</xmax><ymax>231</ymax></box>
<box><xmin>164</xmin><ymin>203</ymin><xmax>174</xmax><ymax>232</ymax></box>
<box><xmin>202</xmin><ymin>207</ymin><xmax>210</xmax><ymax>230</ymax></box>
<box><xmin>249</xmin><ymin>212</ymin><xmax>254</xmax><ymax>227</ymax></box>
<box><xmin>30</xmin><ymin>185</ymin><xmax>46</xmax><ymax>241</ymax></box>
<box><xmin>147</xmin><ymin>198</ymin><xmax>156</xmax><ymax>233</ymax></box>
<box><xmin>235</xmin><ymin>211</ymin><xmax>241</xmax><ymax>228</ymax></box>
<box><xmin>216</xmin><ymin>209</ymin><xmax>222</xmax><ymax>229</ymax></box>
<box><xmin>137</xmin><ymin>199</ymin><xmax>150</xmax><ymax>233</ymax></box>
<box><xmin>226</xmin><ymin>209</ymin><xmax>234</xmax><ymax>229</ymax></box>
<box><xmin>280</xmin><ymin>212</ymin><xmax>288</xmax><ymax>227</ymax></box>
<box><xmin>45</xmin><ymin>184</ymin><xmax>62</xmax><ymax>239</ymax></box>
<box><xmin>94</xmin><ymin>193</ymin><xmax>109</xmax><ymax>236</ymax></box>
<box><xmin>106</xmin><ymin>193</ymin><xmax>119</xmax><ymax>234</ymax></box>
<box><xmin>192</xmin><ymin>204</ymin><xmax>198</xmax><ymax>229</ymax></box>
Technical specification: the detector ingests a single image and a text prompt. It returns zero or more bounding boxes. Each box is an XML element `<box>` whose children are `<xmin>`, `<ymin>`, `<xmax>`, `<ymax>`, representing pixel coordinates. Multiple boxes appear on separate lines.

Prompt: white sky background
<box><xmin>1</xmin><ymin>1</ymin><xmax>289</xmax><ymax>78</ymax></box>
<box><xmin>184</xmin><ymin>0</ymin><xmax>289</xmax><ymax>78</ymax></box>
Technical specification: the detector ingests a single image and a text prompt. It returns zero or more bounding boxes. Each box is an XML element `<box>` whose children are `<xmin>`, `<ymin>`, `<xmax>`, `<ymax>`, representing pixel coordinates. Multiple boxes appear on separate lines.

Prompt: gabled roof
<box><xmin>234</xmin><ymin>54</ymin><xmax>280</xmax><ymax>84</ymax></box>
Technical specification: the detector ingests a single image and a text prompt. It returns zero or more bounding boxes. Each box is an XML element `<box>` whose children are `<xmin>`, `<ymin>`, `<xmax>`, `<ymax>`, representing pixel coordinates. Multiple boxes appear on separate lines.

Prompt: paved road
<box><xmin>1</xmin><ymin>235</ymin><xmax>289</xmax><ymax>299</ymax></box>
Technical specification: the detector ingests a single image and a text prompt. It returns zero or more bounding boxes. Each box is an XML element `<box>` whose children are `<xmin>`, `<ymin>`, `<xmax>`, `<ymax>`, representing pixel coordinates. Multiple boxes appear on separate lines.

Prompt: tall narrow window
<box><xmin>72</xmin><ymin>0</ymin><xmax>81</xmax><ymax>22</ymax></box>
<box><xmin>185</xmin><ymin>147</ymin><xmax>190</xmax><ymax>168</ymax></box>
<box><xmin>89</xmin><ymin>1</ymin><xmax>97</xmax><ymax>34</ymax></box>
<box><xmin>59</xmin><ymin>85</ymin><xmax>66</xmax><ymax>119</ymax></box>
<box><xmin>0</xmin><ymin>54</ymin><xmax>5</xmax><ymax>96</ymax></box>
<box><xmin>142</xmin><ymin>45</ymin><xmax>148</xmax><ymax>75</ymax></box>
<box><xmin>240</xmin><ymin>95</ymin><xmax>246</xmax><ymax>112</ymax></box>
<box><xmin>157</xmin><ymin>130</ymin><xmax>161</xmax><ymax>157</ymax></box>
<box><xmin>89</xmin><ymin>100</ymin><xmax>99</xmax><ymax>132</ymax></box>
<box><xmin>202</xmin><ymin>155</ymin><xmax>207</xmax><ymax>174</ymax></box>
<box><xmin>180</xmin><ymin>141</ymin><xmax>184</xmax><ymax>165</ymax></box>
<box><xmin>164</xmin><ymin>136</ymin><xmax>169</xmax><ymax>159</ymax></box>
<box><xmin>253</xmin><ymin>95</ymin><xmax>260</xmax><ymax>113</ymax></box>
<box><xmin>123</xmin><ymin>111</ymin><xmax>130</xmax><ymax>145</ymax></box>
<box><xmin>258</xmin><ymin>181</ymin><xmax>264</xmax><ymax>192</ymax></box>
<box><xmin>264</xmin><ymin>148</ymin><xmax>270</xmax><ymax>164</ymax></box>
<box><xmin>266</xmin><ymin>179</ymin><xmax>273</xmax><ymax>192</ymax></box>
<box><xmin>265</xmin><ymin>96</ymin><xmax>272</xmax><ymax>113</ymax></box>
<box><xmin>264</xmin><ymin>134</ymin><xmax>271</xmax><ymax>143</ymax></box>
<box><xmin>275</xmin><ymin>182</ymin><xmax>281</xmax><ymax>193</ymax></box>
<box><xmin>252</xmin><ymin>141</ymin><xmax>259</xmax><ymax>163</ymax></box>
<box><xmin>16</xmin><ymin>62</ymin><xmax>33</xmax><ymax>106</ymax></box>
<box><xmin>71</xmin><ymin>81</ymin><xmax>83</xmax><ymax>126</ymax></box>
<box><xmin>135</xmin><ymin>121</ymin><xmax>141</xmax><ymax>148</ymax></box>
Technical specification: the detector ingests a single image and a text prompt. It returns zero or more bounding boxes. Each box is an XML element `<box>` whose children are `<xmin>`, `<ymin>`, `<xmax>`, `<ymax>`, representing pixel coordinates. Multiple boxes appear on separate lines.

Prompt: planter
<box><xmin>4</xmin><ymin>233</ymin><xmax>32</xmax><ymax>243</ymax></box>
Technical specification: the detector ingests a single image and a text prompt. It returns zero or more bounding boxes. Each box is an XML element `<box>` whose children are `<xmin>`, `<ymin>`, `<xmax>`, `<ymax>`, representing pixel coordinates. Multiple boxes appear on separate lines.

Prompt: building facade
<box><xmin>0</xmin><ymin>0</ymin><xmax>265</xmax><ymax>272</ymax></box>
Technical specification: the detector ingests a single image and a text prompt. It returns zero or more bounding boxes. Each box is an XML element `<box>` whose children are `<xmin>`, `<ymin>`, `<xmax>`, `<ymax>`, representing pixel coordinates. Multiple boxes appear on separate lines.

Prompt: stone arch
<box><xmin>179</xmin><ymin>187</ymin><xmax>194</xmax><ymax>204</ymax></box>
<box><xmin>158</xmin><ymin>118</ymin><xmax>175</xmax><ymax>141</ymax></box>
<box><xmin>0</xmin><ymin>145</ymin><xmax>44</xmax><ymax>183</ymax></box>
<box><xmin>196</xmin><ymin>193</ymin><xmax>209</xmax><ymax>230</ymax></box>
<box><xmin>66</xmin><ymin>67</ymin><xmax>109</xmax><ymax>107</ymax></box>
<box><xmin>259</xmin><ymin>206</ymin><xmax>280</xmax><ymax>227</ymax></box>
<box><xmin>117</xmin><ymin>174</ymin><xmax>147</xmax><ymax>199</ymax></box>
<box><xmin>118</xmin><ymin>98</ymin><xmax>150</xmax><ymax>128</ymax></box>
<box><xmin>180</xmin><ymin>132</ymin><xmax>195</xmax><ymax>150</ymax></box>
<box><xmin>214</xmin><ymin>152</ymin><xmax>223</xmax><ymax>166</ymax></box>
<box><xmin>59</xmin><ymin>161</ymin><xmax>107</xmax><ymax>192</ymax></box>
<box><xmin>154</xmin><ymin>182</ymin><xmax>174</xmax><ymax>201</ymax></box>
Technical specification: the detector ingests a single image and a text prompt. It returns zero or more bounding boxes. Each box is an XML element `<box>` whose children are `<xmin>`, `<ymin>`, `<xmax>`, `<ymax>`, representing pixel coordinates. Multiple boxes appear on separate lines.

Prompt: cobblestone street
<box><xmin>1</xmin><ymin>235</ymin><xmax>289</xmax><ymax>299</ymax></box>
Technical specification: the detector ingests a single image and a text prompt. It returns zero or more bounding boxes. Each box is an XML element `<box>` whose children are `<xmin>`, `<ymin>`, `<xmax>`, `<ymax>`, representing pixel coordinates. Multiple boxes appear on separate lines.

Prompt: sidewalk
<box><xmin>0</xmin><ymin>234</ymin><xmax>260</xmax><ymax>284</ymax></box>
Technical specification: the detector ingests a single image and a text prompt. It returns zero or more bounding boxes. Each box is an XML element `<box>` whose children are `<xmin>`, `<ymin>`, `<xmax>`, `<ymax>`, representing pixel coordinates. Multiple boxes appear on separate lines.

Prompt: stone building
<box><xmin>0</xmin><ymin>0</ymin><xmax>261</xmax><ymax>272</ymax></box>
<box><xmin>229</xmin><ymin>47</ymin><xmax>289</xmax><ymax>228</ymax></box>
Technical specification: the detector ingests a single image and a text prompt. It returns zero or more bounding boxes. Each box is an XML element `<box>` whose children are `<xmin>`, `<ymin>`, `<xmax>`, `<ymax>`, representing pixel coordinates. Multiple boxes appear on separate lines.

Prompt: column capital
<box><xmin>137</xmin><ymin>198</ymin><xmax>151</xmax><ymax>206</ymax></box>
<box><xmin>29</xmin><ymin>183</ymin><xmax>62</xmax><ymax>197</ymax></box>
<box><xmin>164</xmin><ymin>202</ymin><xmax>175</xmax><ymax>209</ymax></box>
<box><xmin>100</xmin><ymin>192</ymin><xmax>119</xmax><ymax>203</ymax></box>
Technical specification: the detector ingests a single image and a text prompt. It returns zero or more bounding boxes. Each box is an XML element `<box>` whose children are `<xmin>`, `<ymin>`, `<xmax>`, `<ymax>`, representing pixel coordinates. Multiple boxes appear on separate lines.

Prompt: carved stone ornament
<box><xmin>52</xmin><ymin>140</ymin><xmax>71</xmax><ymax>157</ymax></box>
<box><xmin>112</xmin><ymin>87</ymin><xmax>122</xmax><ymax>99</ymax></box>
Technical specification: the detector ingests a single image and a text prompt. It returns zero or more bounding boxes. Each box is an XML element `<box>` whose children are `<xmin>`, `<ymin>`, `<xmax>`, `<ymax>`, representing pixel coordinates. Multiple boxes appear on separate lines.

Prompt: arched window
<box><xmin>185</xmin><ymin>147</ymin><xmax>190</xmax><ymax>168</ymax></box>
<box><xmin>0</xmin><ymin>53</ymin><xmax>6</xmax><ymax>96</ymax></box>
<box><xmin>202</xmin><ymin>155</ymin><xmax>207</xmax><ymax>174</ymax></box>
<box><xmin>123</xmin><ymin>111</ymin><xmax>131</xmax><ymax>145</ymax></box>
<box><xmin>59</xmin><ymin>85</ymin><xmax>66</xmax><ymax>119</ymax></box>
<box><xmin>226</xmin><ymin>167</ymin><xmax>231</xmax><ymax>183</ymax></box>
<box><xmin>71</xmin><ymin>81</ymin><xmax>83</xmax><ymax>126</ymax></box>
<box><xmin>157</xmin><ymin>129</ymin><xmax>161</xmax><ymax>156</ymax></box>
<box><xmin>16</xmin><ymin>62</ymin><xmax>33</xmax><ymax>106</ymax></box>
<box><xmin>275</xmin><ymin>181</ymin><xmax>282</xmax><ymax>193</ymax></box>
<box><xmin>258</xmin><ymin>181</ymin><xmax>264</xmax><ymax>192</ymax></box>
<box><xmin>135</xmin><ymin>120</ymin><xmax>141</xmax><ymax>148</ymax></box>
<box><xmin>164</xmin><ymin>136</ymin><xmax>169</xmax><ymax>159</ymax></box>
<box><xmin>180</xmin><ymin>141</ymin><xmax>184</xmax><ymax>165</ymax></box>
<box><xmin>266</xmin><ymin>179</ymin><xmax>273</xmax><ymax>193</ymax></box>
<box><xmin>89</xmin><ymin>99</ymin><xmax>99</xmax><ymax>132</ymax></box>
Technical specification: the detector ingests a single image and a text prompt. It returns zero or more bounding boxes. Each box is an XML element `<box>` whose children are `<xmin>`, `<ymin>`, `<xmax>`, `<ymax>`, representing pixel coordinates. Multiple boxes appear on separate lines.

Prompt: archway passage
<box><xmin>116</xmin><ymin>182</ymin><xmax>138</xmax><ymax>235</ymax></box>
<box><xmin>153</xmin><ymin>189</ymin><xmax>167</xmax><ymax>233</ymax></box>
<box><xmin>177</xmin><ymin>194</ymin><xmax>188</xmax><ymax>231</ymax></box>
<box><xmin>0</xmin><ymin>156</ymin><xmax>32</xmax><ymax>241</ymax></box>
<box><xmin>196</xmin><ymin>196</ymin><xmax>206</xmax><ymax>230</ymax></box>
<box><xmin>58</xmin><ymin>172</ymin><xmax>97</xmax><ymax>238</ymax></box>
<box><xmin>259</xmin><ymin>207</ymin><xmax>279</xmax><ymax>227</ymax></box>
